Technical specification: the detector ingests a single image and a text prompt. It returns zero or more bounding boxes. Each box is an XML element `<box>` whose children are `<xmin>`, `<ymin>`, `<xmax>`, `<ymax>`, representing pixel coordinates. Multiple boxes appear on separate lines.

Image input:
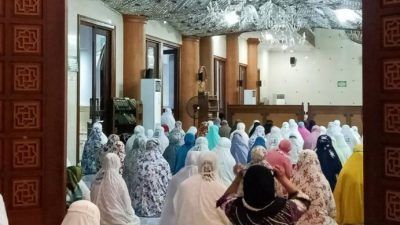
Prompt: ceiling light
<box><xmin>224</xmin><ymin>11</ymin><xmax>239</xmax><ymax>26</ymax></box>
<box><xmin>305</xmin><ymin>56</ymin><xmax>309</xmax><ymax>59</ymax></box>
<box><xmin>334</xmin><ymin>9</ymin><xmax>361</xmax><ymax>24</ymax></box>
<box><xmin>264</xmin><ymin>33</ymin><xmax>274</xmax><ymax>41</ymax></box>
<box><xmin>289</xmin><ymin>50</ymin><xmax>294</xmax><ymax>53</ymax></box>
<box><xmin>281</xmin><ymin>45</ymin><xmax>288</xmax><ymax>50</ymax></box>
<box><xmin>163</xmin><ymin>20</ymin><xmax>167</xmax><ymax>24</ymax></box>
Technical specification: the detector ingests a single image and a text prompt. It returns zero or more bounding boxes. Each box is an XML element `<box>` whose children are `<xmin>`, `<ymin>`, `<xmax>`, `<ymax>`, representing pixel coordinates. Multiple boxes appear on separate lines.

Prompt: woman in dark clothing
<box><xmin>217</xmin><ymin>164</ymin><xmax>311</xmax><ymax>225</ymax></box>
<box><xmin>315</xmin><ymin>135</ymin><xmax>342</xmax><ymax>190</ymax></box>
<box><xmin>263</xmin><ymin>120</ymin><xmax>274</xmax><ymax>135</ymax></box>
<box><xmin>249</xmin><ymin>122</ymin><xmax>261</xmax><ymax>137</ymax></box>
<box><xmin>306</xmin><ymin>120</ymin><xmax>316</xmax><ymax>132</ymax></box>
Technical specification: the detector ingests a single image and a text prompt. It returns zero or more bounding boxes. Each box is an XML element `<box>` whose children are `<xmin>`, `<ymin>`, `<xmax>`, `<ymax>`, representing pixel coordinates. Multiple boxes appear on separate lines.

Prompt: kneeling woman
<box><xmin>91</xmin><ymin>153</ymin><xmax>140</xmax><ymax>225</ymax></box>
<box><xmin>217</xmin><ymin>164</ymin><xmax>311</xmax><ymax>225</ymax></box>
<box><xmin>175</xmin><ymin>151</ymin><xmax>231</xmax><ymax>225</ymax></box>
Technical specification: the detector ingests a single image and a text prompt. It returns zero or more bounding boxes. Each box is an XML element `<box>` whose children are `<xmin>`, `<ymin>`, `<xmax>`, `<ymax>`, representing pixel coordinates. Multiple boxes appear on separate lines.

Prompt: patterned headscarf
<box><xmin>81</xmin><ymin>122</ymin><xmax>107</xmax><ymax>175</ymax></box>
<box><xmin>66</xmin><ymin>166</ymin><xmax>83</xmax><ymax>207</ymax></box>
<box><xmin>292</xmin><ymin>150</ymin><xmax>337</xmax><ymax>225</ymax></box>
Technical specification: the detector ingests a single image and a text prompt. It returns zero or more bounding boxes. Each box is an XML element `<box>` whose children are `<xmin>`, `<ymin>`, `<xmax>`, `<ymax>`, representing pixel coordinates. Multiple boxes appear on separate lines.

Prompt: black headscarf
<box><xmin>306</xmin><ymin>120</ymin><xmax>316</xmax><ymax>132</ymax></box>
<box><xmin>249</xmin><ymin>122</ymin><xmax>261</xmax><ymax>137</ymax></box>
<box><xmin>263</xmin><ymin>120</ymin><xmax>274</xmax><ymax>135</ymax></box>
<box><xmin>316</xmin><ymin>135</ymin><xmax>342</xmax><ymax>190</ymax></box>
<box><xmin>243</xmin><ymin>165</ymin><xmax>275</xmax><ymax>208</ymax></box>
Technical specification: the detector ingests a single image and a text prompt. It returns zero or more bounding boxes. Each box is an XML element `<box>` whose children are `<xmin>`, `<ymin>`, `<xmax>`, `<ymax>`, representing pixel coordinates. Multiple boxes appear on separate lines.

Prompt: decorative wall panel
<box><xmin>383</xmin><ymin>0</ymin><xmax>400</xmax><ymax>5</ymax></box>
<box><xmin>383</xmin><ymin>16</ymin><xmax>400</xmax><ymax>48</ymax></box>
<box><xmin>0</xmin><ymin>24</ymin><xmax>3</xmax><ymax>55</ymax></box>
<box><xmin>386</xmin><ymin>191</ymin><xmax>400</xmax><ymax>222</ymax></box>
<box><xmin>14</xmin><ymin>0</ymin><xmax>42</xmax><ymax>16</ymax></box>
<box><xmin>13</xmin><ymin>25</ymin><xmax>42</xmax><ymax>54</ymax></box>
<box><xmin>13</xmin><ymin>101</ymin><xmax>41</xmax><ymax>130</ymax></box>
<box><xmin>386</xmin><ymin>147</ymin><xmax>400</xmax><ymax>178</ymax></box>
<box><xmin>13</xmin><ymin>139</ymin><xmax>40</xmax><ymax>168</ymax></box>
<box><xmin>12</xmin><ymin>178</ymin><xmax>40</xmax><ymax>207</ymax></box>
<box><xmin>384</xmin><ymin>59</ymin><xmax>400</xmax><ymax>90</ymax></box>
<box><xmin>384</xmin><ymin>104</ymin><xmax>400</xmax><ymax>133</ymax></box>
<box><xmin>13</xmin><ymin>63</ymin><xmax>41</xmax><ymax>92</ymax></box>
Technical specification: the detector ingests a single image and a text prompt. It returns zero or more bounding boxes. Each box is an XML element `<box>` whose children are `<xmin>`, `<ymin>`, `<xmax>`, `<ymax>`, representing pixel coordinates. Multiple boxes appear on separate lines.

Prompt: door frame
<box><xmin>239</xmin><ymin>63</ymin><xmax>248</xmax><ymax>104</ymax></box>
<box><xmin>76</xmin><ymin>15</ymin><xmax>116</xmax><ymax>163</ymax></box>
<box><xmin>214</xmin><ymin>56</ymin><xmax>227</xmax><ymax>115</ymax></box>
<box><xmin>146</xmin><ymin>35</ymin><xmax>181</xmax><ymax>120</ymax></box>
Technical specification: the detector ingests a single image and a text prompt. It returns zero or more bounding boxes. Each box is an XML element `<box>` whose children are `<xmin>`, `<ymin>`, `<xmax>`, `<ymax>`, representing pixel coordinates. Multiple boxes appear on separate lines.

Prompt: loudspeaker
<box><xmin>290</xmin><ymin>57</ymin><xmax>297</xmax><ymax>67</ymax></box>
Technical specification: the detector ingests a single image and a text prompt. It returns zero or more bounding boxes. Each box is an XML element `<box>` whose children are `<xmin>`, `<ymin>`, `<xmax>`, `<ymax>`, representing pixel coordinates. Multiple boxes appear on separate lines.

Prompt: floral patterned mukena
<box><xmin>81</xmin><ymin>122</ymin><xmax>107</xmax><ymax>175</ymax></box>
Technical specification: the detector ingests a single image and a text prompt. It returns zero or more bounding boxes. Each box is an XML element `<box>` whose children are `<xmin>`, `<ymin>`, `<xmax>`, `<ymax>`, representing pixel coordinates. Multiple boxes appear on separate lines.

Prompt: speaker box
<box><xmin>145</xmin><ymin>68</ymin><xmax>154</xmax><ymax>78</ymax></box>
<box><xmin>290</xmin><ymin>57</ymin><xmax>297</xmax><ymax>67</ymax></box>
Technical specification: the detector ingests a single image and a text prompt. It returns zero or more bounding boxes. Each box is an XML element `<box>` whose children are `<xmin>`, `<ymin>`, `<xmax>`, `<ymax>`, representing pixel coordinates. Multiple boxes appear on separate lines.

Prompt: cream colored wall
<box><xmin>145</xmin><ymin>20</ymin><xmax>182</xmax><ymax>44</ymax></box>
<box><xmin>212</xmin><ymin>35</ymin><xmax>227</xmax><ymax>58</ymax></box>
<box><xmin>239</xmin><ymin>36</ymin><xmax>248</xmax><ymax>65</ymax></box>
<box><xmin>261</xmin><ymin>29</ymin><xmax>362</xmax><ymax>105</ymax></box>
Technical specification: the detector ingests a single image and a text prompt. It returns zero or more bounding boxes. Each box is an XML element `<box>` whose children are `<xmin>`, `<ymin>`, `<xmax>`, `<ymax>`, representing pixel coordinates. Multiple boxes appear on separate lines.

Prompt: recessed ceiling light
<box><xmin>281</xmin><ymin>45</ymin><xmax>288</xmax><ymax>50</ymax></box>
<box><xmin>163</xmin><ymin>20</ymin><xmax>167</xmax><ymax>24</ymax></box>
<box><xmin>289</xmin><ymin>50</ymin><xmax>294</xmax><ymax>53</ymax></box>
<box><xmin>305</xmin><ymin>56</ymin><xmax>309</xmax><ymax>59</ymax></box>
<box><xmin>334</xmin><ymin>9</ymin><xmax>361</xmax><ymax>24</ymax></box>
<box><xmin>264</xmin><ymin>32</ymin><xmax>274</xmax><ymax>41</ymax></box>
<box><xmin>224</xmin><ymin>11</ymin><xmax>239</xmax><ymax>26</ymax></box>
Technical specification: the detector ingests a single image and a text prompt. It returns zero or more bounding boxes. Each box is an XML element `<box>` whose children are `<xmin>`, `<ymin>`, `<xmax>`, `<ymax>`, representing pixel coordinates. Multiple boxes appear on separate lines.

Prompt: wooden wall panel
<box><xmin>0</xmin><ymin>0</ymin><xmax>66</xmax><ymax>224</ymax></box>
<box><xmin>364</xmin><ymin>0</ymin><xmax>400</xmax><ymax>223</ymax></box>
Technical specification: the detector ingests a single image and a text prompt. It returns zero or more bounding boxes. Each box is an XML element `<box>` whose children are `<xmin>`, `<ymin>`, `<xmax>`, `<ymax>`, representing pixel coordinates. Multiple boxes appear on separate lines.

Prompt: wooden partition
<box><xmin>307</xmin><ymin>104</ymin><xmax>363</xmax><ymax>134</ymax></box>
<box><xmin>227</xmin><ymin>104</ymin><xmax>305</xmax><ymax>129</ymax></box>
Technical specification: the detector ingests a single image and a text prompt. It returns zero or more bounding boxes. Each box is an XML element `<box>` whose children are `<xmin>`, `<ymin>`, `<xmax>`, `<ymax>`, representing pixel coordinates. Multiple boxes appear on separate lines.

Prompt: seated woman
<box><xmin>163</xmin><ymin>128</ymin><xmax>184</xmax><ymax>172</ymax></box>
<box><xmin>61</xmin><ymin>200</ymin><xmax>100</xmax><ymax>225</ymax></box>
<box><xmin>217</xmin><ymin>164</ymin><xmax>311</xmax><ymax>225</ymax></box>
<box><xmin>159</xmin><ymin>151</ymin><xmax>201</xmax><ymax>225</ymax></box>
<box><xmin>292</xmin><ymin>150</ymin><xmax>337</xmax><ymax>225</ymax></box>
<box><xmin>214</xmin><ymin>137</ymin><xmax>236</xmax><ymax>187</ymax></box>
<box><xmin>81</xmin><ymin>122</ymin><xmax>107</xmax><ymax>187</ymax></box>
<box><xmin>91</xmin><ymin>153</ymin><xmax>140</xmax><ymax>225</ymax></box>
<box><xmin>0</xmin><ymin>194</ymin><xmax>8</xmax><ymax>225</ymax></box>
<box><xmin>132</xmin><ymin>139</ymin><xmax>171</xmax><ymax>217</ymax></box>
<box><xmin>334</xmin><ymin>144</ymin><xmax>364</xmax><ymax>225</ymax></box>
<box><xmin>316</xmin><ymin>135</ymin><xmax>342</xmax><ymax>191</ymax></box>
<box><xmin>175</xmin><ymin>151</ymin><xmax>231</xmax><ymax>225</ymax></box>
<box><xmin>174</xmin><ymin>133</ymin><xmax>196</xmax><ymax>174</ymax></box>
<box><xmin>66</xmin><ymin>165</ymin><xmax>90</xmax><ymax>207</ymax></box>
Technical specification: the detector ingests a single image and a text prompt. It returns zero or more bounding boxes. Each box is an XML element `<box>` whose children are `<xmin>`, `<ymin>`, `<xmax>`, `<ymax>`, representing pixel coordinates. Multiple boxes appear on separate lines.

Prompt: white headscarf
<box><xmin>289</xmin><ymin>119</ymin><xmax>304</xmax><ymax>148</ymax></box>
<box><xmin>91</xmin><ymin>153</ymin><xmax>140</xmax><ymax>225</ymax></box>
<box><xmin>320</xmin><ymin>126</ymin><xmax>327</xmax><ymax>135</ymax></box>
<box><xmin>333</xmin><ymin>133</ymin><xmax>353</xmax><ymax>165</ymax></box>
<box><xmin>267</xmin><ymin>126</ymin><xmax>283</xmax><ymax>150</ymax></box>
<box><xmin>61</xmin><ymin>200</ymin><xmax>100</xmax><ymax>225</ymax></box>
<box><xmin>189</xmin><ymin>137</ymin><xmax>209</xmax><ymax>152</ymax></box>
<box><xmin>154</xmin><ymin>125</ymin><xmax>170</xmax><ymax>154</ymax></box>
<box><xmin>187</xmin><ymin>126</ymin><xmax>198</xmax><ymax>135</ymax></box>
<box><xmin>341</xmin><ymin>125</ymin><xmax>361</xmax><ymax>150</ymax></box>
<box><xmin>161</xmin><ymin>108</ymin><xmax>176</xmax><ymax>131</ymax></box>
<box><xmin>147</xmin><ymin>129</ymin><xmax>154</xmax><ymax>138</ymax></box>
<box><xmin>126</xmin><ymin>125</ymin><xmax>146</xmax><ymax>153</ymax></box>
<box><xmin>214</xmin><ymin>138</ymin><xmax>236</xmax><ymax>187</ymax></box>
<box><xmin>93</xmin><ymin>122</ymin><xmax>108</xmax><ymax>144</ymax></box>
<box><xmin>0</xmin><ymin>194</ymin><xmax>8</xmax><ymax>225</ymax></box>
<box><xmin>159</xmin><ymin>151</ymin><xmax>201</xmax><ymax>225</ymax></box>
<box><xmin>174</xmin><ymin>151</ymin><xmax>230</xmax><ymax>225</ymax></box>
<box><xmin>248</xmin><ymin>126</ymin><xmax>266</xmax><ymax>149</ymax></box>
<box><xmin>230</xmin><ymin>122</ymin><xmax>249</xmax><ymax>144</ymax></box>
<box><xmin>281</xmin><ymin>122</ymin><xmax>290</xmax><ymax>139</ymax></box>
<box><xmin>289</xmin><ymin>133</ymin><xmax>301</xmax><ymax>164</ymax></box>
<box><xmin>352</xmin><ymin>126</ymin><xmax>362</xmax><ymax>140</ymax></box>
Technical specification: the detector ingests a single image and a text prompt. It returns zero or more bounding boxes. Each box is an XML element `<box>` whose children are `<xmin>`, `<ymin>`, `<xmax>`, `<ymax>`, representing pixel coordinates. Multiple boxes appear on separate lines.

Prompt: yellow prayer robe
<box><xmin>334</xmin><ymin>144</ymin><xmax>364</xmax><ymax>225</ymax></box>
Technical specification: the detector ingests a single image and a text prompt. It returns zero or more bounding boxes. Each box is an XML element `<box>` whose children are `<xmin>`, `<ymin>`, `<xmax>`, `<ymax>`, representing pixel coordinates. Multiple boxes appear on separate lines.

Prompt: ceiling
<box><xmin>101</xmin><ymin>0</ymin><xmax>362</xmax><ymax>36</ymax></box>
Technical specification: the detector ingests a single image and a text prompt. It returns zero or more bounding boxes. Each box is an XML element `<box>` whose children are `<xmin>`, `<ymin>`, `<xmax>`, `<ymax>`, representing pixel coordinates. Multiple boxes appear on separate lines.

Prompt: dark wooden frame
<box><xmin>307</xmin><ymin>103</ymin><xmax>362</xmax><ymax>126</ymax></box>
<box><xmin>239</xmin><ymin>63</ymin><xmax>247</xmax><ymax>104</ymax></box>
<box><xmin>76</xmin><ymin>15</ymin><xmax>116</xmax><ymax>163</ymax></box>
<box><xmin>213</xmin><ymin>56</ymin><xmax>227</xmax><ymax>115</ymax></box>
<box><xmin>227</xmin><ymin>104</ymin><xmax>305</xmax><ymax>125</ymax></box>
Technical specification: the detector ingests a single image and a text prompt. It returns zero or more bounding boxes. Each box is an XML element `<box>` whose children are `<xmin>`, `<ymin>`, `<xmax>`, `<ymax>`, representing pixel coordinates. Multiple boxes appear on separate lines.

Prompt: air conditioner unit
<box><xmin>244</xmin><ymin>89</ymin><xmax>256</xmax><ymax>105</ymax></box>
<box><xmin>273</xmin><ymin>94</ymin><xmax>286</xmax><ymax>105</ymax></box>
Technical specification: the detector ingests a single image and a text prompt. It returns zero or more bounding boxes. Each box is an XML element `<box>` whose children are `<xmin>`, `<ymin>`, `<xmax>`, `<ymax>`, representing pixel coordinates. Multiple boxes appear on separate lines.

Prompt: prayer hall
<box><xmin>0</xmin><ymin>0</ymin><xmax>396</xmax><ymax>224</ymax></box>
